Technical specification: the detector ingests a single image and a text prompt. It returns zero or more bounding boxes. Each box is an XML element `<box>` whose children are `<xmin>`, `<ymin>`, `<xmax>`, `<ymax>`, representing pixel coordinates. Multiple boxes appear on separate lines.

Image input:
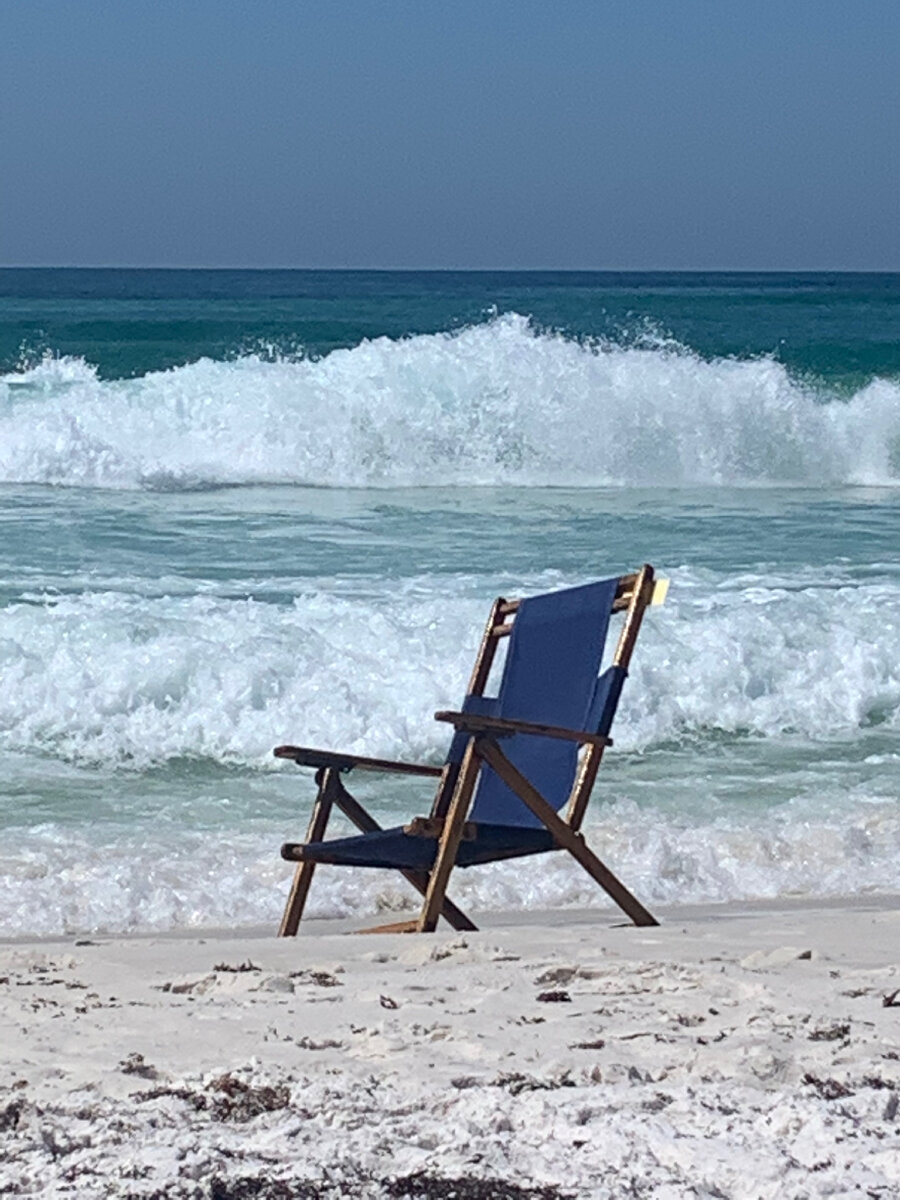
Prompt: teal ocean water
<box><xmin>0</xmin><ymin>270</ymin><xmax>898</xmax><ymax>935</ymax></box>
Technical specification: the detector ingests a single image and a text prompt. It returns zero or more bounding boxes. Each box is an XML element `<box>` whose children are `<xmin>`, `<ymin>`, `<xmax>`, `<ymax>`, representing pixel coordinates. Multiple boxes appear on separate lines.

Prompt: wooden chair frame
<box><xmin>276</xmin><ymin>565</ymin><xmax>660</xmax><ymax>935</ymax></box>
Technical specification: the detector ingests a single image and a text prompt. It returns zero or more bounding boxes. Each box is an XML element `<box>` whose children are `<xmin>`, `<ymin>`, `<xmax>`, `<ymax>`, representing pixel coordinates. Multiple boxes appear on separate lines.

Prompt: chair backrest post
<box><xmin>430</xmin><ymin>596</ymin><xmax>507</xmax><ymax>821</ymax></box>
<box><xmin>564</xmin><ymin>564</ymin><xmax>655</xmax><ymax>832</ymax></box>
<box><xmin>466</xmin><ymin>596</ymin><xmax>507</xmax><ymax>696</ymax></box>
<box><xmin>612</xmin><ymin>564</ymin><xmax>655</xmax><ymax>672</ymax></box>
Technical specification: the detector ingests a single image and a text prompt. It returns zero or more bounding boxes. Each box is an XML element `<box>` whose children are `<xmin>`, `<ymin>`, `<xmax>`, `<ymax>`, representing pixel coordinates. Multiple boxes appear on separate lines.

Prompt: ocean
<box><xmin>0</xmin><ymin>269</ymin><xmax>898</xmax><ymax>937</ymax></box>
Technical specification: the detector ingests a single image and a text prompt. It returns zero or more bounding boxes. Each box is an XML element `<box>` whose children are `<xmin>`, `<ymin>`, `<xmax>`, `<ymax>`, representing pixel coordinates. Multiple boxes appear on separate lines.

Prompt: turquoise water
<box><xmin>4</xmin><ymin>269</ymin><xmax>900</xmax><ymax>384</ymax></box>
<box><xmin>0</xmin><ymin>271</ymin><xmax>898</xmax><ymax>935</ymax></box>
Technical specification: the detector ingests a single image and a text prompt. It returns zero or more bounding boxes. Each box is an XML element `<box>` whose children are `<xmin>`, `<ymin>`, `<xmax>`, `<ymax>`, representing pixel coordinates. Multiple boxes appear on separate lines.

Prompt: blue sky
<box><xmin>1</xmin><ymin>0</ymin><xmax>898</xmax><ymax>269</ymax></box>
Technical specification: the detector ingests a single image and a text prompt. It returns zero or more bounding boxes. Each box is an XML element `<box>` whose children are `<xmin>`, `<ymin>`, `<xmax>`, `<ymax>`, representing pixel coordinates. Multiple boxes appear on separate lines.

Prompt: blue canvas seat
<box><xmin>276</xmin><ymin>566</ymin><xmax>664</xmax><ymax>934</ymax></box>
<box><xmin>293</xmin><ymin>823</ymin><xmax>557</xmax><ymax>871</ymax></box>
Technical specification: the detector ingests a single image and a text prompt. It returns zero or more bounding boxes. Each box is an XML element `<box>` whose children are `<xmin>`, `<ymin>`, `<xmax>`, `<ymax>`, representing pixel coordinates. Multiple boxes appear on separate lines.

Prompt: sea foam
<box><xmin>3</xmin><ymin>786</ymin><xmax>899</xmax><ymax>936</ymax></box>
<box><xmin>1</xmin><ymin>314</ymin><xmax>898</xmax><ymax>490</ymax></box>
<box><xmin>1</xmin><ymin>568</ymin><xmax>897</xmax><ymax>770</ymax></box>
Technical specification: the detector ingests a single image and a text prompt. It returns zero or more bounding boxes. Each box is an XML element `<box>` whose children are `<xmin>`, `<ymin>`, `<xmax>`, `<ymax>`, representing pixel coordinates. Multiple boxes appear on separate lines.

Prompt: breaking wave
<box><xmin>1</xmin><ymin>314</ymin><xmax>898</xmax><ymax>489</ymax></box>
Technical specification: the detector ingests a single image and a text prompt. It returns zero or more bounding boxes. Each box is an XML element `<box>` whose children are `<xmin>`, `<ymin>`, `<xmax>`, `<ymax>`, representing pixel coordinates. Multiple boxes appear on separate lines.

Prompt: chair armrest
<box><xmin>433</xmin><ymin>712</ymin><xmax>612</xmax><ymax>749</ymax></box>
<box><xmin>273</xmin><ymin>744</ymin><xmax>444</xmax><ymax>777</ymax></box>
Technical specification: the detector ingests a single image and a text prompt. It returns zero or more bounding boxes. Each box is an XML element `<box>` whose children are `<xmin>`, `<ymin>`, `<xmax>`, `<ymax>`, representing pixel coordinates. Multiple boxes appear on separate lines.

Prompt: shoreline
<box><xmin>2</xmin><ymin>887</ymin><xmax>898</xmax><ymax>947</ymax></box>
<box><xmin>2</xmin><ymin>896</ymin><xmax>899</xmax><ymax>1196</ymax></box>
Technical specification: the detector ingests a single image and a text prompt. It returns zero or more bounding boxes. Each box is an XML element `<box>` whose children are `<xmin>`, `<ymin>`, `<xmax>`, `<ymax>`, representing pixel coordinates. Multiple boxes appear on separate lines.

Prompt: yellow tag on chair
<box><xmin>650</xmin><ymin>578</ymin><xmax>670</xmax><ymax>606</ymax></box>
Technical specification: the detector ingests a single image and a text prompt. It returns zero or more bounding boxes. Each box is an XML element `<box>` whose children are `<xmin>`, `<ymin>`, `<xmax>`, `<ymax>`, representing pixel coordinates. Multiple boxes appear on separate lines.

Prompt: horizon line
<box><xmin>2</xmin><ymin>264</ymin><xmax>899</xmax><ymax>275</ymax></box>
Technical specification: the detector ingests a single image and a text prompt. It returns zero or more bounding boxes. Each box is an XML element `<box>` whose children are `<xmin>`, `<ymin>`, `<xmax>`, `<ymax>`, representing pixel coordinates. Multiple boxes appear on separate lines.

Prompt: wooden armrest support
<box><xmin>273</xmin><ymin>745</ymin><xmax>443</xmax><ymax>777</ymax></box>
<box><xmin>433</xmin><ymin>712</ymin><xmax>612</xmax><ymax>750</ymax></box>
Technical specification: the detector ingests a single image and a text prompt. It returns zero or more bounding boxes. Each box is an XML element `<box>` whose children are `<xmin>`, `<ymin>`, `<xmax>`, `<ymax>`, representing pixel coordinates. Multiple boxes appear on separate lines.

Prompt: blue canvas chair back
<box><xmin>449</xmin><ymin>577</ymin><xmax>623</xmax><ymax>828</ymax></box>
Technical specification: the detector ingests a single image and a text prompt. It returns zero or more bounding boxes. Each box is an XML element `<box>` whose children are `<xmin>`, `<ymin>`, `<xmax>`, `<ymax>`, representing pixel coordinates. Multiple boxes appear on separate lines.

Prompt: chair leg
<box><xmin>278</xmin><ymin>767</ymin><xmax>338</xmax><ymax>937</ymax></box>
<box><xmin>478</xmin><ymin>739</ymin><xmax>658</xmax><ymax>927</ymax></box>
<box><xmin>417</xmin><ymin>739</ymin><xmax>482</xmax><ymax>932</ymax></box>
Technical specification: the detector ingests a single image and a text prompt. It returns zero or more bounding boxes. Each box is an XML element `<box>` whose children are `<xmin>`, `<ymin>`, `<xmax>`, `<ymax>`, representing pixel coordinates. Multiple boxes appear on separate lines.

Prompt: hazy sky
<box><xmin>2</xmin><ymin>0</ymin><xmax>898</xmax><ymax>270</ymax></box>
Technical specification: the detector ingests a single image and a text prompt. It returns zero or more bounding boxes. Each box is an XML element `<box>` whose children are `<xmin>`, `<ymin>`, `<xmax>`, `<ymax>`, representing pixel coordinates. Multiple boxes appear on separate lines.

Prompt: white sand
<box><xmin>2</xmin><ymin>897</ymin><xmax>899</xmax><ymax>1198</ymax></box>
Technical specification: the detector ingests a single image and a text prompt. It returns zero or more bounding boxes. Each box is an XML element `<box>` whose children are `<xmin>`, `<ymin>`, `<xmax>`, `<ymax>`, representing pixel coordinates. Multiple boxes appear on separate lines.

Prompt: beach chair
<box><xmin>275</xmin><ymin>565</ymin><xmax>666</xmax><ymax>935</ymax></box>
